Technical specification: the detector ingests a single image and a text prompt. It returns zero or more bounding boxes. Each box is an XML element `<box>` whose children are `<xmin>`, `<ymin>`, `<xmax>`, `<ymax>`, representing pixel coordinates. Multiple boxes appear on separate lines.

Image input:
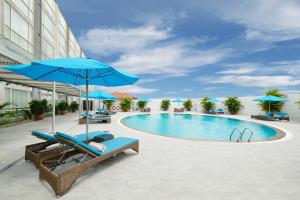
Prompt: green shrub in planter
<box><xmin>137</xmin><ymin>100</ymin><xmax>147</xmax><ymax>110</ymax></box>
<box><xmin>160</xmin><ymin>99</ymin><xmax>171</xmax><ymax>111</ymax></box>
<box><xmin>224</xmin><ymin>96</ymin><xmax>243</xmax><ymax>114</ymax></box>
<box><xmin>69</xmin><ymin>101</ymin><xmax>79</xmax><ymax>112</ymax></box>
<box><xmin>58</xmin><ymin>101</ymin><xmax>68</xmax><ymax>114</ymax></box>
<box><xmin>29</xmin><ymin>100</ymin><xmax>48</xmax><ymax>120</ymax></box>
<box><xmin>184</xmin><ymin>99</ymin><xmax>193</xmax><ymax>111</ymax></box>
<box><xmin>103</xmin><ymin>100</ymin><xmax>114</xmax><ymax>111</ymax></box>
<box><xmin>120</xmin><ymin>98</ymin><xmax>132</xmax><ymax>112</ymax></box>
<box><xmin>200</xmin><ymin>97</ymin><xmax>215</xmax><ymax>112</ymax></box>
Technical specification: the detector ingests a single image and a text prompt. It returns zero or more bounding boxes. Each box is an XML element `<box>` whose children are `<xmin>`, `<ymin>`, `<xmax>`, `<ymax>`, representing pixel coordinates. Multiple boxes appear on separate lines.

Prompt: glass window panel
<box><xmin>12</xmin><ymin>0</ymin><xmax>29</xmax><ymax>17</ymax></box>
<box><xmin>5</xmin><ymin>88</ymin><xmax>10</xmax><ymax>103</ymax></box>
<box><xmin>12</xmin><ymin>89</ymin><xmax>29</xmax><ymax>107</ymax></box>
<box><xmin>4</xmin><ymin>2</ymin><xmax>11</xmax><ymax>26</ymax></box>
<box><xmin>11</xmin><ymin>8</ymin><xmax>29</xmax><ymax>39</ymax></box>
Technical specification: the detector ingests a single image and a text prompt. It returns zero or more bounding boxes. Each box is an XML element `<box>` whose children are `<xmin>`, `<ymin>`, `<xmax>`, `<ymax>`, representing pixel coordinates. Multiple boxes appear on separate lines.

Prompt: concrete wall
<box><xmin>137</xmin><ymin>93</ymin><xmax>300</xmax><ymax>121</ymax></box>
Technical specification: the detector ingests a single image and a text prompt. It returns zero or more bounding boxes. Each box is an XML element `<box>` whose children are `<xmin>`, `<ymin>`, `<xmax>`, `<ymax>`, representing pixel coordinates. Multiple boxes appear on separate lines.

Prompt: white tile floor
<box><xmin>0</xmin><ymin>112</ymin><xmax>299</xmax><ymax>200</ymax></box>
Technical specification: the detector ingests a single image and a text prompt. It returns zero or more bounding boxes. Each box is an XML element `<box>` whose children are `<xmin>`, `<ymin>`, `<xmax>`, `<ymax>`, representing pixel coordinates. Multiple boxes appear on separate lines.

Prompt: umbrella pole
<box><xmin>52</xmin><ymin>81</ymin><xmax>56</xmax><ymax>134</ymax></box>
<box><xmin>269</xmin><ymin>101</ymin><xmax>271</xmax><ymax>113</ymax></box>
<box><xmin>85</xmin><ymin>80</ymin><xmax>89</xmax><ymax>141</ymax></box>
<box><xmin>79</xmin><ymin>90</ymin><xmax>81</xmax><ymax>120</ymax></box>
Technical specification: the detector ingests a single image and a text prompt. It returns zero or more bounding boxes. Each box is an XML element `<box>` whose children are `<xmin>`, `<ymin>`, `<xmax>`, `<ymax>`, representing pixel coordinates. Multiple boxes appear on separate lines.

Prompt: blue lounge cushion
<box><xmin>56</xmin><ymin>132</ymin><xmax>137</xmax><ymax>156</ymax></box>
<box><xmin>32</xmin><ymin>131</ymin><xmax>59</xmax><ymax>142</ymax></box>
<box><xmin>217</xmin><ymin>108</ymin><xmax>223</xmax><ymax>112</ymax></box>
<box><xmin>266</xmin><ymin>112</ymin><xmax>274</xmax><ymax>116</ymax></box>
<box><xmin>276</xmin><ymin>112</ymin><xmax>287</xmax><ymax>117</ymax></box>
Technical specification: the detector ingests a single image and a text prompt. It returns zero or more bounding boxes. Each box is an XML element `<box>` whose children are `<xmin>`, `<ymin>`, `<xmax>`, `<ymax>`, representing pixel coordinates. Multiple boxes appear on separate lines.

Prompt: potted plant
<box><xmin>160</xmin><ymin>99</ymin><xmax>170</xmax><ymax>111</ymax></box>
<box><xmin>137</xmin><ymin>100</ymin><xmax>147</xmax><ymax>111</ymax></box>
<box><xmin>103</xmin><ymin>100</ymin><xmax>114</xmax><ymax>111</ymax></box>
<box><xmin>259</xmin><ymin>89</ymin><xmax>287</xmax><ymax>112</ymax></box>
<box><xmin>200</xmin><ymin>97</ymin><xmax>215</xmax><ymax>112</ymax></box>
<box><xmin>120</xmin><ymin>98</ymin><xmax>132</xmax><ymax>112</ymax></box>
<box><xmin>69</xmin><ymin>101</ymin><xmax>79</xmax><ymax>112</ymax></box>
<box><xmin>224</xmin><ymin>96</ymin><xmax>243</xmax><ymax>114</ymax></box>
<box><xmin>29</xmin><ymin>100</ymin><xmax>48</xmax><ymax>120</ymax></box>
<box><xmin>183</xmin><ymin>99</ymin><xmax>193</xmax><ymax>111</ymax></box>
<box><xmin>57</xmin><ymin>101</ymin><xmax>68</xmax><ymax>115</ymax></box>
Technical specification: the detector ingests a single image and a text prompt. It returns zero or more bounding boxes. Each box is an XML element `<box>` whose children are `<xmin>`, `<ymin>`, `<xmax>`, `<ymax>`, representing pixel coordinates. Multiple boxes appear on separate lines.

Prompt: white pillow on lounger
<box><xmin>89</xmin><ymin>142</ymin><xmax>106</xmax><ymax>152</ymax></box>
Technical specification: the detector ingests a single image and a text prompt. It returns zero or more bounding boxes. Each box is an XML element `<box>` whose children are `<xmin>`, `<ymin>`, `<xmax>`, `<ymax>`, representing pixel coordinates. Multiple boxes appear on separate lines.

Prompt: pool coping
<box><xmin>118</xmin><ymin>111</ymin><xmax>293</xmax><ymax>144</ymax></box>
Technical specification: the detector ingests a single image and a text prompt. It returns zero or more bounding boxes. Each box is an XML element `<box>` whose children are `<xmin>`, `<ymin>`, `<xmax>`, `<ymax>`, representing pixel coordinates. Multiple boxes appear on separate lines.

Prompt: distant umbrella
<box><xmin>254</xmin><ymin>95</ymin><xmax>287</xmax><ymax>112</ymax></box>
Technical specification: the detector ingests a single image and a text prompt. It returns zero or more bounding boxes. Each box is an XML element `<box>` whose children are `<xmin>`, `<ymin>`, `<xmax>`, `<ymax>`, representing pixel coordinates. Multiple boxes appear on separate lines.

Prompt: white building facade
<box><xmin>0</xmin><ymin>0</ymin><xmax>84</xmax><ymax>108</ymax></box>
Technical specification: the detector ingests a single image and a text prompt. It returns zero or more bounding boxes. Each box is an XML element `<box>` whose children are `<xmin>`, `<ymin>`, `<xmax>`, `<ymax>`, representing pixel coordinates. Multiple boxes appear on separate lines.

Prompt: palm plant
<box><xmin>224</xmin><ymin>96</ymin><xmax>243</xmax><ymax>114</ymax></box>
<box><xmin>120</xmin><ymin>98</ymin><xmax>132</xmax><ymax>112</ymax></box>
<box><xmin>160</xmin><ymin>99</ymin><xmax>170</xmax><ymax>111</ymax></box>
<box><xmin>0</xmin><ymin>102</ymin><xmax>10</xmax><ymax>110</ymax></box>
<box><xmin>259</xmin><ymin>89</ymin><xmax>286</xmax><ymax>112</ymax></box>
<box><xmin>103</xmin><ymin>100</ymin><xmax>114</xmax><ymax>110</ymax></box>
<box><xmin>200</xmin><ymin>97</ymin><xmax>215</xmax><ymax>111</ymax></box>
<box><xmin>183</xmin><ymin>99</ymin><xmax>193</xmax><ymax>111</ymax></box>
<box><xmin>137</xmin><ymin>101</ymin><xmax>147</xmax><ymax>110</ymax></box>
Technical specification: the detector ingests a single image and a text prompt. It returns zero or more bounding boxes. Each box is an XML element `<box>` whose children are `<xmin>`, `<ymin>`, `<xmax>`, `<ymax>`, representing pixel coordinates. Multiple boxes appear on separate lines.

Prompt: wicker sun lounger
<box><xmin>274</xmin><ymin>112</ymin><xmax>290</xmax><ymax>121</ymax></box>
<box><xmin>79</xmin><ymin>114</ymin><xmax>111</xmax><ymax>124</ymax></box>
<box><xmin>174</xmin><ymin>108</ymin><xmax>184</xmax><ymax>112</ymax></box>
<box><xmin>39</xmin><ymin>132</ymin><xmax>139</xmax><ymax>197</ymax></box>
<box><xmin>141</xmin><ymin>107</ymin><xmax>151</xmax><ymax>112</ymax></box>
<box><xmin>25</xmin><ymin>131</ymin><xmax>114</xmax><ymax>169</ymax></box>
<box><xmin>250</xmin><ymin>114</ymin><xmax>275</xmax><ymax>121</ymax></box>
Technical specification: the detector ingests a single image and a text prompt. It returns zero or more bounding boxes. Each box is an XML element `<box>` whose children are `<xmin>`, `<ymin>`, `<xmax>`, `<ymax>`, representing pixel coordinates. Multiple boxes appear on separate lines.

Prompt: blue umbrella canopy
<box><xmin>207</xmin><ymin>98</ymin><xmax>224</xmax><ymax>103</ymax></box>
<box><xmin>254</xmin><ymin>95</ymin><xmax>287</xmax><ymax>102</ymax></box>
<box><xmin>4</xmin><ymin>58</ymin><xmax>138</xmax><ymax>86</ymax></box>
<box><xmin>81</xmin><ymin>90</ymin><xmax>116</xmax><ymax>100</ymax></box>
<box><xmin>4</xmin><ymin>58</ymin><xmax>139</xmax><ymax>140</ymax></box>
<box><xmin>172</xmin><ymin>99</ymin><xmax>184</xmax><ymax>103</ymax></box>
<box><xmin>138</xmin><ymin>98</ymin><xmax>150</xmax><ymax>102</ymax></box>
<box><xmin>253</xmin><ymin>95</ymin><xmax>287</xmax><ymax>113</ymax></box>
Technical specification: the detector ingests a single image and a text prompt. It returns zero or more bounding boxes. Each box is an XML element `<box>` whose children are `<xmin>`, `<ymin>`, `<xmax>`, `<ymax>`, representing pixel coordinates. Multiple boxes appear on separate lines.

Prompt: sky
<box><xmin>57</xmin><ymin>0</ymin><xmax>300</xmax><ymax>98</ymax></box>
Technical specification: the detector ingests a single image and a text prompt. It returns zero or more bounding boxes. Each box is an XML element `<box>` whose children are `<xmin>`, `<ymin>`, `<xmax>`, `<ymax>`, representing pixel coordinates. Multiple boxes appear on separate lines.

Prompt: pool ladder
<box><xmin>229</xmin><ymin>128</ymin><xmax>253</xmax><ymax>142</ymax></box>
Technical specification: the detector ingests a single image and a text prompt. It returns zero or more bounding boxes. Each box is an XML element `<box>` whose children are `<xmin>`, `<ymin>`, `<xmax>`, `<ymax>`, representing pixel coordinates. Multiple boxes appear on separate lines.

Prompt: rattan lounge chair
<box><xmin>204</xmin><ymin>109</ymin><xmax>217</xmax><ymax>114</ymax></box>
<box><xmin>250</xmin><ymin>114</ymin><xmax>275</xmax><ymax>121</ymax></box>
<box><xmin>79</xmin><ymin>113</ymin><xmax>111</xmax><ymax>124</ymax></box>
<box><xmin>217</xmin><ymin>108</ymin><xmax>224</xmax><ymax>114</ymax></box>
<box><xmin>174</xmin><ymin>108</ymin><xmax>184</xmax><ymax>112</ymax></box>
<box><xmin>39</xmin><ymin>132</ymin><xmax>139</xmax><ymax>197</ymax></box>
<box><xmin>274</xmin><ymin>112</ymin><xmax>289</xmax><ymax>121</ymax></box>
<box><xmin>25</xmin><ymin>131</ymin><xmax>114</xmax><ymax>168</ymax></box>
<box><xmin>96</xmin><ymin>108</ymin><xmax>117</xmax><ymax>115</ymax></box>
<box><xmin>141</xmin><ymin>107</ymin><xmax>151</xmax><ymax>112</ymax></box>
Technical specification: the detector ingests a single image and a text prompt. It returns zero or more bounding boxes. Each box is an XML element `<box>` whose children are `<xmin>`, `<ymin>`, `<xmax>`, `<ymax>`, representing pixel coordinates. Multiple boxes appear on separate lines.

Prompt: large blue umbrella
<box><xmin>207</xmin><ymin>98</ymin><xmax>224</xmax><ymax>103</ymax></box>
<box><xmin>4</xmin><ymin>58</ymin><xmax>139</xmax><ymax>140</ymax></box>
<box><xmin>254</xmin><ymin>95</ymin><xmax>288</xmax><ymax>112</ymax></box>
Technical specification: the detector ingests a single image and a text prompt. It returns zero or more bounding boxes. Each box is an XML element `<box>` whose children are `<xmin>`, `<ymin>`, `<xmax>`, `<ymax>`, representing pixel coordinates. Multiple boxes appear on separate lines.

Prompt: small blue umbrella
<box><xmin>81</xmin><ymin>90</ymin><xmax>116</xmax><ymax>110</ymax></box>
<box><xmin>81</xmin><ymin>90</ymin><xmax>116</xmax><ymax>100</ymax></box>
<box><xmin>172</xmin><ymin>99</ymin><xmax>184</xmax><ymax>108</ymax></box>
<box><xmin>138</xmin><ymin>98</ymin><xmax>150</xmax><ymax>102</ymax></box>
<box><xmin>207</xmin><ymin>98</ymin><xmax>224</xmax><ymax>103</ymax></box>
<box><xmin>254</xmin><ymin>95</ymin><xmax>288</xmax><ymax>112</ymax></box>
<box><xmin>4</xmin><ymin>58</ymin><xmax>139</xmax><ymax>140</ymax></box>
<box><xmin>172</xmin><ymin>99</ymin><xmax>184</xmax><ymax>103</ymax></box>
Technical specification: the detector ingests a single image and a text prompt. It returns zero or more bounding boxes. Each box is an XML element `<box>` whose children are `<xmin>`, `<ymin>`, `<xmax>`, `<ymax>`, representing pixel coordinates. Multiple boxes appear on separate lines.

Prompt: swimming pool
<box><xmin>121</xmin><ymin>113</ymin><xmax>284</xmax><ymax>142</ymax></box>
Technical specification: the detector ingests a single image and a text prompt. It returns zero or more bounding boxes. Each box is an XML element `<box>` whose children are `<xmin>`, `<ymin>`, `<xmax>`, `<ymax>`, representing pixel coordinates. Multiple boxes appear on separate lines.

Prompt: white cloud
<box><xmin>203</xmin><ymin>75</ymin><xmax>300</xmax><ymax>87</ymax></box>
<box><xmin>80</xmin><ymin>24</ymin><xmax>229</xmax><ymax>77</ymax></box>
<box><xmin>79</xmin><ymin>26</ymin><xmax>171</xmax><ymax>56</ymax></box>
<box><xmin>182</xmin><ymin>88</ymin><xmax>193</xmax><ymax>92</ymax></box>
<box><xmin>112</xmin><ymin>43</ymin><xmax>229</xmax><ymax>76</ymax></box>
<box><xmin>219</xmin><ymin>0</ymin><xmax>300</xmax><ymax>41</ymax></box>
<box><xmin>218</xmin><ymin>67</ymin><xmax>256</xmax><ymax>75</ymax></box>
<box><xmin>94</xmin><ymin>85</ymin><xmax>157</xmax><ymax>95</ymax></box>
<box><xmin>203</xmin><ymin>87</ymin><xmax>218</xmax><ymax>91</ymax></box>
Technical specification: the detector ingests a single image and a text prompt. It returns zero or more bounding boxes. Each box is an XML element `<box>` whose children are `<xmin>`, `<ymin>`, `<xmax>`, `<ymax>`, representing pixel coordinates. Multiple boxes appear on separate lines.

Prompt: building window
<box><xmin>11</xmin><ymin>89</ymin><xmax>30</xmax><ymax>107</ymax></box>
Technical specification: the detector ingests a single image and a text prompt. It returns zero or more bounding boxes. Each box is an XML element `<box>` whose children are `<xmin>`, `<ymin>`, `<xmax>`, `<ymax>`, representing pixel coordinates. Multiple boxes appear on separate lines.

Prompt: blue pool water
<box><xmin>122</xmin><ymin>113</ymin><xmax>279</xmax><ymax>142</ymax></box>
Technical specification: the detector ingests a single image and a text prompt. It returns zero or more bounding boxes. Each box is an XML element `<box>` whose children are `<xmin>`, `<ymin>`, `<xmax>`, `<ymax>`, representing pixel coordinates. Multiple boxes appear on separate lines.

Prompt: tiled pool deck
<box><xmin>0</xmin><ymin>112</ymin><xmax>299</xmax><ymax>200</ymax></box>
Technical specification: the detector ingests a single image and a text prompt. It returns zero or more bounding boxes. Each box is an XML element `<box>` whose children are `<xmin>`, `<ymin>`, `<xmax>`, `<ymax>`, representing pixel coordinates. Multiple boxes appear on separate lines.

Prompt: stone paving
<box><xmin>0</xmin><ymin>112</ymin><xmax>299</xmax><ymax>200</ymax></box>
